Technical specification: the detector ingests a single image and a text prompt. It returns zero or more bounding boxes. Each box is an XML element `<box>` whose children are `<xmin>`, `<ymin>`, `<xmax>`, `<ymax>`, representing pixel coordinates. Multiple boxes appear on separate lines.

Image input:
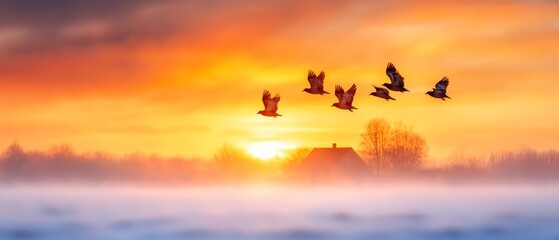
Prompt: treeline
<box><xmin>0</xmin><ymin>143</ymin><xmax>205</xmax><ymax>184</ymax></box>
<box><xmin>358</xmin><ymin>118</ymin><xmax>559</xmax><ymax>181</ymax></box>
<box><xmin>488</xmin><ymin>149</ymin><xmax>559</xmax><ymax>180</ymax></box>
<box><xmin>0</xmin><ymin>142</ymin><xmax>294</xmax><ymax>184</ymax></box>
<box><xmin>421</xmin><ymin>149</ymin><xmax>559</xmax><ymax>181</ymax></box>
<box><xmin>1</xmin><ymin>141</ymin><xmax>559</xmax><ymax>184</ymax></box>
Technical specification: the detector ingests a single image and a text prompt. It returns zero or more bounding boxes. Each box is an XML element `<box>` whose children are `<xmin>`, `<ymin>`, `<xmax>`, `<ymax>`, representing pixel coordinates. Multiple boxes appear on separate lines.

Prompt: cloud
<box><xmin>0</xmin><ymin>27</ymin><xmax>28</xmax><ymax>50</ymax></box>
<box><xmin>1</xmin><ymin>0</ymin><xmax>557</xmax><ymax>98</ymax></box>
<box><xmin>0</xmin><ymin>1</ymin><xmax>344</xmax><ymax>90</ymax></box>
<box><xmin>0</xmin><ymin>0</ymin><xmax>558</xmax><ymax>157</ymax></box>
<box><xmin>0</xmin><ymin>1</ymin><xmax>179</xmax><ymax>56</ymax></box>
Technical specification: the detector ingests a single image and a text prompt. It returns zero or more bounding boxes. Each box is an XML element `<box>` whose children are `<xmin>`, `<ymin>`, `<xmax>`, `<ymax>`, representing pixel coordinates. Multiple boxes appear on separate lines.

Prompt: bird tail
<box><xmin>322</xmin><ymin>90</ymin><xmax>330</xmax><ymax>94</ymax></box>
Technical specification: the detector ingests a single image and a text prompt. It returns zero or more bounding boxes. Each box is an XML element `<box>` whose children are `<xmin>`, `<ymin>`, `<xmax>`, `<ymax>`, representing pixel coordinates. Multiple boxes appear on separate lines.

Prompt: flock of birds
<box><xmin>257</xmin><ymin>62</ymin><xmax>451</xmax><ymax>117</ymax></box>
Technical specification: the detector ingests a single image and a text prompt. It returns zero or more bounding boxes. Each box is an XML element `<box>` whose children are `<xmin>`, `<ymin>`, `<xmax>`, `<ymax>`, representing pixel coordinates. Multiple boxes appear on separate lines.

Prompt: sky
<box><xmin>0</xmin><ymin>0</ymin><xmax>558</xmax><ymax>161</ymax></box>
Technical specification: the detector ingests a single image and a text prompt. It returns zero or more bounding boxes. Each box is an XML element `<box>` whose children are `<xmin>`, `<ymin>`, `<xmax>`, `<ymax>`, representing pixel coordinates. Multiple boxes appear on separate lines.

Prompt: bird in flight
<box><xmin>370</xmin><ymin>86</ymin><xmax>395</xmax><ymax>101</ymax></box>
<box><xmin>426</xmin><ymin>76</ymin><xmax>451</xmax><ymax>100</ymax></box>
<box><xmin>332</xmin><ymin>84</ymin><xmax>358</xmax><ymax>112</ymax></box>
<box><xmin>258</xmin><ymin>90</ymin><xmax>282</xmax><ymax>117</ymax></box>
<box><xmin>383</xmin><ymin>62</ymin><xmax>409</xmax><ymax>92</ymax></box>
<box><xmin>303</xmin><ymin>70</ymin><xmax>330</xmax><ymax>95</ymax></box>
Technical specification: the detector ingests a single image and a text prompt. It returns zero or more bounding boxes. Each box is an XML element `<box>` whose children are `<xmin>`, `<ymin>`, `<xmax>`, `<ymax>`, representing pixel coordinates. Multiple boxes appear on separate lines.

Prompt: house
<box><xmin>294</xmin><ymin>143</ymin><xmax>370</xmax><ymax>181</ymax></box>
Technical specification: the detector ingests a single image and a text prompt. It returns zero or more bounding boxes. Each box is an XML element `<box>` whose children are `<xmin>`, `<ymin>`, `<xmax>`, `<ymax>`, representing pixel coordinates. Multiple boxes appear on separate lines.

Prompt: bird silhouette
<box><xmin>426</xmin><ymin>76</ymin><xmax>451</xmax><ymax>100</ymax></box>
<box><xmin>332</xmin><ymin>84</ymin><xmax>358</xmax><ymax>112</ymax></box>
<box><xmin>383</xmin><ymin>62</ymin><xmax>409</xmax><ymax>92</ymax></box>
<box><xmin>303</xmin><ymin>70</ymin><xmax>330</xmax><ymax>95</ymax></box>
<box><xmin>257</xmin><ymin>90</ymin><xmax>282</xmax><ymax>117</ymax></box>
<box><xmin>370</xmin><ymin>86</ymin><xmax>395</xmax><ymax>101</ymax></box>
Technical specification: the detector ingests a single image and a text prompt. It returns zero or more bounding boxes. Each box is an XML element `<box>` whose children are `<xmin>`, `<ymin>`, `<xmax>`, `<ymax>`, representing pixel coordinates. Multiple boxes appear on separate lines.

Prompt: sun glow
<box><xmin>247</xmin><ymin>141</ymin><xmax>293</xmax><ymax>160</ymax></box>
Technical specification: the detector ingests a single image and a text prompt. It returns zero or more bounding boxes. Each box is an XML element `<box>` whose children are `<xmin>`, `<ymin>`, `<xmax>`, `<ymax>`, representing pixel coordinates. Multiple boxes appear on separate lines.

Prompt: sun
<box><xmin>247</xmin><ymin>141</ymin><xmax>292</xmax><ymax>160</ymax></box>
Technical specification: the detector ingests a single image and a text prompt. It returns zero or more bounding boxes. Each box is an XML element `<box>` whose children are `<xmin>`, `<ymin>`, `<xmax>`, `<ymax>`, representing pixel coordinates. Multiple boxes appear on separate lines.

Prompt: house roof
<box><xmin>304</xmin><ymin>147</ymin><xmax>355</xmax><ymax>164</ymax></box>
<box><xmin>297</xmin><ymin>147</ymin><xmax>369</xmax><ymax>177</ymax></box>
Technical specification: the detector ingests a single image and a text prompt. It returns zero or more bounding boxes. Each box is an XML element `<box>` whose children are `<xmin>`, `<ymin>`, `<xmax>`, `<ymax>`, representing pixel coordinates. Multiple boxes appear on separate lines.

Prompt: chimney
<box><xmin>332</xmin><ymin>143</ymin><xmax>337</xmax><ymax>148</ymax></box>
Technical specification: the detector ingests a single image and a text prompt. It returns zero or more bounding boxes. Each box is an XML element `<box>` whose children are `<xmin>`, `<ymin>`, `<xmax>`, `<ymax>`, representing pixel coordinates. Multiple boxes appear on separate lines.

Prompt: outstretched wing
<box><xmin>263</xmin><ymin>91</ymin><xmax>280</xmax><ymax>112</ymax></box>
<box><xmin>317</xmin><ymin>71</ymin><xmax>325</xmax><ymax>81</ymax></box>
<box><xmin>308</xmin><ymin>70</ymin><xmax>325</xmax><ymax>90</ymax></box>
<box><xmin>343</xmin><ymin>84</ymin><xmax>357</xmax><ymax>105</ymax></box>
<box><xmin>386</xmin><ymin>62</ymin><xmax>405</xmax><ymax>87</ymax></box>
<box><xmin>307</xmin><ymin>70</ymin><xmax>317</xmax><ymax>88</ymax></box>
<box><xmin>335</xmin><ymin>85</ymin><xmax>344</xmax><ymax>102</ymax></box>
<box><xmin>315</xmin><ymin>71</ymin><xmax>325</xmax><ymax>90</ymax></box>
<box><xmin>374</xmin><ymin>86</ymin><xmax>389</xmax><ymax>95</ymax></box>
<box><xmin>262</xmin><ymin>90</ymin><xmax>271</xmax><ymax>109</ymax></box>
<box><xmin>435</xmin><ymin>76</ymin><xmax>449</xmax><ymax>93</ymax></box>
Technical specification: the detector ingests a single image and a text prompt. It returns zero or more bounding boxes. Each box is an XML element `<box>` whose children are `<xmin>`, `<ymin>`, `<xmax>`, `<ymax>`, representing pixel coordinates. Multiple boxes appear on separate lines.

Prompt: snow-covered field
<box><xmin>1</xmin><ymin>184</ymin><xmax>558</xmax><ymax>240</ymax></box>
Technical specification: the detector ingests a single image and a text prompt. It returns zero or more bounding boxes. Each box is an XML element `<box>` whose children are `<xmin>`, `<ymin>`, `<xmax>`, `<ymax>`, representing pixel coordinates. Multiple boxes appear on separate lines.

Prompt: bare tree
<box><xmin>1</xmin><ymin>141</ymin><xmax>27</xmax><ymax>177</ymax></box>
<box><xmin>360</xmin><ymin>118</ymin><xmax>427</xmax><ymax>174</ymax></box>
<box><xmin>212</xmin><ymin>143</ymin><xmax>264</xmax><ymax>181</ymax></box>
<box><xmin>446</xmin><ymin>148</ymin><xmax>485</xmax><ymax>170</ymax></box>
<box><xmin>213</xmin><ymin>143</ymin><xmax>252</xmax><ymax>173</ymax></box>
<box><xmin>360</xmin><ymin>119</ymin><xmax>391</xmax><ymax>173</ymax></box>
<box><xmin>388</xmin><ymin>122</ymin><xmax>427</xmax><ymax>170</ymax></box>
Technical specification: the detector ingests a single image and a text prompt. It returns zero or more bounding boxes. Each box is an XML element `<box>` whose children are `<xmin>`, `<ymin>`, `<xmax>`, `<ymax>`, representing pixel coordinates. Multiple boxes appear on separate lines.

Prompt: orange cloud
<box><xmin>0</xmin><ymin>0</ymin><xmax>558</xmax><ymax>160</ymax></box>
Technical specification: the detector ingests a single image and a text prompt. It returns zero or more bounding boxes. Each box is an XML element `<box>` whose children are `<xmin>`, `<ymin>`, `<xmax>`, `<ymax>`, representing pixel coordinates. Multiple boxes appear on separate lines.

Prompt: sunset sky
<box><xmin>1</xmin><ymin>0</ymin><xmax>558</xmax><ymax>161</ymax></box>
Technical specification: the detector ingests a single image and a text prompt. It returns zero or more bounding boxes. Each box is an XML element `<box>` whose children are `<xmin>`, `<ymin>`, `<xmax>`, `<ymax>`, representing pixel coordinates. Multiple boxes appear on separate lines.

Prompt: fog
<box><xmin>3</xmin><ymin>142</ymin><xmax>559</xmax><ymax>185</ymax></box>
<box><xmin>1</xmin><ymin>184</ymin><xmax>558</xmax><ymax>240</ymax></box>
<box><xmin>2</xmin><ymin>142</ymin><xmax>559</xmax><ymax>239</ymax></box>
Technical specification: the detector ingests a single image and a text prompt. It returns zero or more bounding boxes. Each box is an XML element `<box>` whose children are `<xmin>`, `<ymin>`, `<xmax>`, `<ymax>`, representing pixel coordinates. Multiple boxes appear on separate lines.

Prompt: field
<box><xmin>1</xmin><ymin>184</ymin><xmax>558</xmax><ymax>240</ymax></box>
